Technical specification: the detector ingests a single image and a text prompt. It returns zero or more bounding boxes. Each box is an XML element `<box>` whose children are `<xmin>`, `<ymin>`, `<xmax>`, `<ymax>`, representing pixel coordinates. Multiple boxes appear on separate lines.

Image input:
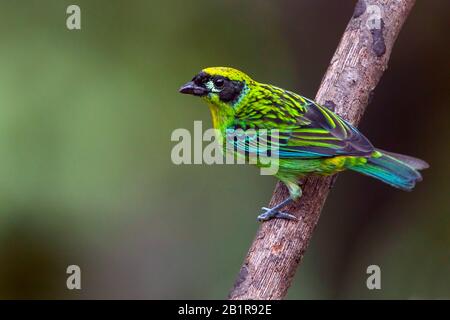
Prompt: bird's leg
<box><xmin>258</xmin><ymin>197</ymin><xmax>296</xmax><ymax>221</ymax></box>
<box><xmin>258</xmin><ymin>179</ymin><xmax>302</xmax><ymax>221</ymax></box>
<box><xmin>257</xmin><ymin>180</ymin><xmax>302</xmax><ymax>222</ymax></box>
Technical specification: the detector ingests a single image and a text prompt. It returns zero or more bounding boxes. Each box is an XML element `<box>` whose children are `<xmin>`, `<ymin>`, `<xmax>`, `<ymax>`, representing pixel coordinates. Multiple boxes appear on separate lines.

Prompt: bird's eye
<box><xmin>214</xmin><ymin>78</ymin><xmax>225</xmax><ymax>88</ymax></box>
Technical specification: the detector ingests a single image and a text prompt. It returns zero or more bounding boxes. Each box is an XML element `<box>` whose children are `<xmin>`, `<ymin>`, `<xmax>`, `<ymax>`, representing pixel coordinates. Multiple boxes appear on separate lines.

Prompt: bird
<box><xmin>179</xmin><ymin>67</ymin><xmax>429</xmax><ymax>221</ymax></box>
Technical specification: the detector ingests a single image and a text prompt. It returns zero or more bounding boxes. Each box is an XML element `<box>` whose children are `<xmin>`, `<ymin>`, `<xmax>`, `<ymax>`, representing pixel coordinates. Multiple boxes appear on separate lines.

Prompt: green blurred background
<box><xmin>0</xmin><ymin>0</ymin><xmax>448</xmax><ymax>299</ymax></box>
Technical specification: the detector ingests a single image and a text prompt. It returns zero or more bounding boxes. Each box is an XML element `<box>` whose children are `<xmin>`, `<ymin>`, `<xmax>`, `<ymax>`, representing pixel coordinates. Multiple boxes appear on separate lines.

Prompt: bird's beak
<box><xmin>179</xmin><ymin>81</ymin><xmax>208</xmax><ymax>96</ymax></box>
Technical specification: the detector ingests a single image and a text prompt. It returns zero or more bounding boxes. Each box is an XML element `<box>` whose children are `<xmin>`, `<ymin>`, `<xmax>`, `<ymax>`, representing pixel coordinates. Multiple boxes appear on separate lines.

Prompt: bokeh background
<box><xmin>0</xmin><ymin>0</ymin><xmax>448</xmax><ymax>299</ymax></box>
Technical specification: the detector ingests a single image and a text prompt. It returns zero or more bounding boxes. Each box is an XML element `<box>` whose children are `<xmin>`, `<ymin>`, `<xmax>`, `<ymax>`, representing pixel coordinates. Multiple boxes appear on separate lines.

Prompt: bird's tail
<box><xmin>350</xmin><ymin>149</ymin><xmax>429</xmax><ymax>191</ymax></box>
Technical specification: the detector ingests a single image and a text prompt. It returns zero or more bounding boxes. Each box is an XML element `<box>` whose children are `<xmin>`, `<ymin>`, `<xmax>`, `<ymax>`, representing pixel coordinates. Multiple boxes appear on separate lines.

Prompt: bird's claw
<box><xmin>257</xmin><ymin>207</ymin><xmax>298</xmax><ymax>222</ymax></box>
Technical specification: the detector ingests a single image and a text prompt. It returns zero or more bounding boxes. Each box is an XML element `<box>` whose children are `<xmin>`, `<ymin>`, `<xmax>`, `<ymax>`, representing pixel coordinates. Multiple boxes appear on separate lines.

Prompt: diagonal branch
<box><xmin>229</xmin><ymin>0</ymin><xmax>416</xmax><ymax>300</ymax></box>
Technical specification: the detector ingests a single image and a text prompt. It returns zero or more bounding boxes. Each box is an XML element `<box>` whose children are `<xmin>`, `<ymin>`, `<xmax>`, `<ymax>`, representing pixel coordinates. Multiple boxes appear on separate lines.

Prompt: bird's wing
<box><xmin>230</xmin><ymin>93</ymin><xmax>374</xmax><ymax>159</ymax></box>
<box><xmin>276</xmin><ymin>99</ymin><xmax>375</xmax><ymax>158</ymax></box>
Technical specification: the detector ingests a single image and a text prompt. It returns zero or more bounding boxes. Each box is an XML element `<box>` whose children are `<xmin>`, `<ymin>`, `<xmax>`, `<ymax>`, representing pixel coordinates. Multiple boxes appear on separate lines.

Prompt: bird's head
<box><xmin>179</xmin><ymin>67</ymin><xmax>253</xmax><ymax>110</ymax></box>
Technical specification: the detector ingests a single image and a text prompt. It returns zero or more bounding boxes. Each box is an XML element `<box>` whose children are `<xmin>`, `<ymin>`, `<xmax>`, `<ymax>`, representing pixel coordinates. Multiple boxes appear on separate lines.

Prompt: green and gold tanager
<box><xmin>179</xmin><ymin>67</ymin><xmax>428</xmax><ymax>221</ymax></box>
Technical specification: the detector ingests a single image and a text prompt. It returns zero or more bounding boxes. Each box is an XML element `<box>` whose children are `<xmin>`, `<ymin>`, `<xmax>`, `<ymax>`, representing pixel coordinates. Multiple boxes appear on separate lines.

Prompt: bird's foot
<box><xmin>257</xmin><ymin>207</ymin><xmax>297</xmax><ymax>222</ymax></box>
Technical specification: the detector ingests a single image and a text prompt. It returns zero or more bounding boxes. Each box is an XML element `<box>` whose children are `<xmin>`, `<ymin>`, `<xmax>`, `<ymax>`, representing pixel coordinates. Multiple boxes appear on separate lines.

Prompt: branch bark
<box><xmin>229</xmin><ymin>0</ymin><xmax>416</xmax><ymax>300</ymax></box>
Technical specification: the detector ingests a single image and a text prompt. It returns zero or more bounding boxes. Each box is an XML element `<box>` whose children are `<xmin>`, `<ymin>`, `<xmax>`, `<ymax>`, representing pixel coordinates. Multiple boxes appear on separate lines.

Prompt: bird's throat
<box><xmin>208</xmin><ymin>104</ymin><xmax>231</xmax><ymax>131</ymax></box>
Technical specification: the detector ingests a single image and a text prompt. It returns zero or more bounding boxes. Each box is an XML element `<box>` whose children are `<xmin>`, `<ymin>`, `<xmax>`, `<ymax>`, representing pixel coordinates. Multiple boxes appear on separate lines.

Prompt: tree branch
<box><xmin>229</xmin><ymin>0</ymin><xmax>416</xmax><ymax>300</ymax></box>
